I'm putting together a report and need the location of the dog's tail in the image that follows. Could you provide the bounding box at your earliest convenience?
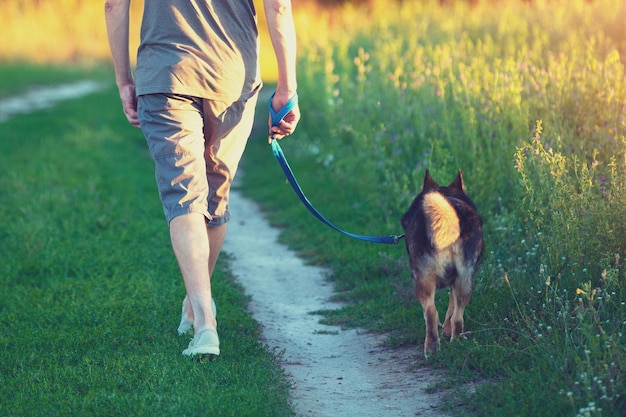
[423,192,460,250]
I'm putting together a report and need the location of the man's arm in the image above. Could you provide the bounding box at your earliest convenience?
[105,0,139,128]
[264,0,300,140]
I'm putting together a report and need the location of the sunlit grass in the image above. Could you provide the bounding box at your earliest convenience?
[0,0,138,65]
[0,0,280,80]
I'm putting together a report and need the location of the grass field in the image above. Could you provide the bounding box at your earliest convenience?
[2,0,626,416]
[241,0,626,416]
[0,68,293,417]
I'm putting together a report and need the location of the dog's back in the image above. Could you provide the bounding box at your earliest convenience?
[401,169,483,356]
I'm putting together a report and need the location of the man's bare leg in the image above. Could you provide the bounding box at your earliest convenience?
[171,213,226,333]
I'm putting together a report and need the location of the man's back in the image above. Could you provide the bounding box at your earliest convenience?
[136,0,262,101]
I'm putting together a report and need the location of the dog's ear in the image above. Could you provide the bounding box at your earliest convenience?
[449,169,466,192]
[422,169,438,190]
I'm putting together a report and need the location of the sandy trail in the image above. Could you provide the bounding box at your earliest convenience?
[223,186,448,417]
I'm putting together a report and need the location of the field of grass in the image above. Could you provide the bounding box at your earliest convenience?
[2,0,626,416]
[241,0,626,416]
[0,68,293,416]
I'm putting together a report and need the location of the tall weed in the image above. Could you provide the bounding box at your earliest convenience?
[285,0,626,415]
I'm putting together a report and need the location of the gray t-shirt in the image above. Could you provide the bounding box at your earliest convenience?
[135,0,261,102]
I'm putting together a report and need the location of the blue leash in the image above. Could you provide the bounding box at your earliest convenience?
[268,92,404,245]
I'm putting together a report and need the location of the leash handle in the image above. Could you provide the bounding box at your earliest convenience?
[267,91,404,245]
[268,92,298,128]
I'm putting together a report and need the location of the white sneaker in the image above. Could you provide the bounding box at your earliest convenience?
[177,298,217,336]
[182,328,220,358]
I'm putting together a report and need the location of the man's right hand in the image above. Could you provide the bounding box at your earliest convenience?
[118,82,139,128]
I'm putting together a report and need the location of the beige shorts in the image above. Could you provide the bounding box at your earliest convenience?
[138,92,258,225]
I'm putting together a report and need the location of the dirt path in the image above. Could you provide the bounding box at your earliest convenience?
[224,184,448,417]
[0,81,103,122]
[1,83,450,417]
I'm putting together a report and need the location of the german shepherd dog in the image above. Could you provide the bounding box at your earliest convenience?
[401,170,483,357]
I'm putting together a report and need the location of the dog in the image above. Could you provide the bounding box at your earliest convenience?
[401,169,483,357]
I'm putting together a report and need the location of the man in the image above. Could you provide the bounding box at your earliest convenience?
[105,0,300,358]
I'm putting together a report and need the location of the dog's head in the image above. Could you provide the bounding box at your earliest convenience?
[422,169,465,195]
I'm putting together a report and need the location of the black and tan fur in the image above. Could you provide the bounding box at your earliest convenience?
[401,170,483,357]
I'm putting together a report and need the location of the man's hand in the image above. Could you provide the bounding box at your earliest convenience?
[268,92,300,142]
[118,82,139,128]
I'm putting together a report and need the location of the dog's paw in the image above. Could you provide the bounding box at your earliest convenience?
[423,341,440,358]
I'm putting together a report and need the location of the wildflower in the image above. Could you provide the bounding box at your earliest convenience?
[576,288,586,295]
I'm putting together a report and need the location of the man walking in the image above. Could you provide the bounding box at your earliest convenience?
[105,0,300,358]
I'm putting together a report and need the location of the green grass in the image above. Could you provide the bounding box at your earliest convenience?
[240,1,626,416]
[0,71,293,417]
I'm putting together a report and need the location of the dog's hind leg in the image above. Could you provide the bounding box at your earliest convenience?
[415,276,439,357]
[444,284,472,342]
[442,290,455,341]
